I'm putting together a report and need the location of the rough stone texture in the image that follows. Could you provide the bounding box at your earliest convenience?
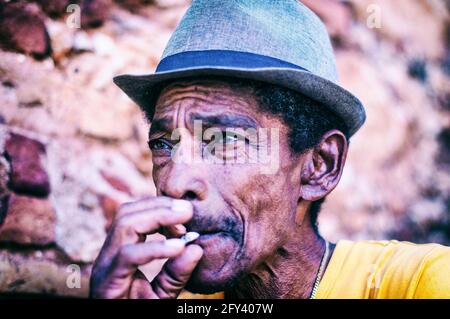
[315,1,450,244]
[81,0,112,29]
[0,128,9,225]
[47,20,77,63]
[45,140,152,262]
[350,0,448,60]
[115,0,153,12]
[0,193,56,245]
[4,132,50,197]
[0,249,90,297]
[35,0,72,18]
[0,195,9,226]
[0,2,51,59]
[0,0,448,297]
[0,155,10,197]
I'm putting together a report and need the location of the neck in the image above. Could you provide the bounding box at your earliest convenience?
[225,218,329,299]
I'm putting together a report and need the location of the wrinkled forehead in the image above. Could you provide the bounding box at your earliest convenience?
[154,78,258,117]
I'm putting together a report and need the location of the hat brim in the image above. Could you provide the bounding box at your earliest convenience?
[113,66,366,136]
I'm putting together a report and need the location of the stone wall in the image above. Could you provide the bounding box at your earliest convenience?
[0,0,448,297]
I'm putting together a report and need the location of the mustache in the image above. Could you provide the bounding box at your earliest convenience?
[185,213,243,242]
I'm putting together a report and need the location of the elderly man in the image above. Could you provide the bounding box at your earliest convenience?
[90,0,450,299]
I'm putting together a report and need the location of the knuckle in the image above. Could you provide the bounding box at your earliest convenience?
[117,245,133,260]
[110,217,138,241]
[118,202,129,210]
[116,202,133,217]
[114,215,133,231]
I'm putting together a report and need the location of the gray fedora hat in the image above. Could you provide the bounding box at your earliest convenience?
[114,0,366,136]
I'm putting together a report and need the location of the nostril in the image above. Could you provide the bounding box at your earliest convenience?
[160,190,198,200]
[161,190,169,197]
[182,191,197,201]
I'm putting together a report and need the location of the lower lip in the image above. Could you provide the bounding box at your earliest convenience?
[195,232,226,243]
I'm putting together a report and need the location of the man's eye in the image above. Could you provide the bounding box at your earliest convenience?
[219,132,245,144]
[223,133,239,144]
[148,139,172,151]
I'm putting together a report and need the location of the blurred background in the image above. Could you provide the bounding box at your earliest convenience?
[0,0,449,297]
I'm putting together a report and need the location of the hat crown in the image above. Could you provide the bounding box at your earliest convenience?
[162,0,338,83]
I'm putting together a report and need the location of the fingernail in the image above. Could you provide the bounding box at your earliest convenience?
[165,238,185,249]
[174,224,187,234]
[172,200,192,213]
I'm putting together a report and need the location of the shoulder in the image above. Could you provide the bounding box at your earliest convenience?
[358,240,450,298]
[413,244,450,298]
[329,240,450,298]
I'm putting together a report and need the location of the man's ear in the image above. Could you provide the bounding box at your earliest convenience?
[300,129,348,201]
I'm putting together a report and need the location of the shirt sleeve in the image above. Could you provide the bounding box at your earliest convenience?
[413,246,450,299]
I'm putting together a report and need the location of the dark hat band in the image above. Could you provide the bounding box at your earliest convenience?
[156,50,309,73]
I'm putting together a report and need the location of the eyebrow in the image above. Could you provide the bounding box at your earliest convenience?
[149,113,260,135]
[188,114,259,130]
[149,118,171,135]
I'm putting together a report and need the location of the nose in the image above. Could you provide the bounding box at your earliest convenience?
[160,164,209,201]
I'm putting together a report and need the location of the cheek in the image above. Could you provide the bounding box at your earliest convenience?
[151,161,170,194]
[227,166,298,262]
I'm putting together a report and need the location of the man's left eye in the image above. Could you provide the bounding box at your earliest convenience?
[218,131,247,144]
[148,138,172,151]
[223,133,239,144]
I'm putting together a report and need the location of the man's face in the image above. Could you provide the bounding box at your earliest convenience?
[149,79,304,293]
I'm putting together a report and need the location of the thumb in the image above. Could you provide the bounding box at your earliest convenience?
[151,244,203,298]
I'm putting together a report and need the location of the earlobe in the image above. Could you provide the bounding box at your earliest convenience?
[299,130,348,201]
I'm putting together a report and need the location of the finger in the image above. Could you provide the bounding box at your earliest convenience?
[161,224,187,239]
[117,196,174,217]
[129,270,157,299]
[90,239,186,299]
[116,239,186,270]
[151,244,203,299]
[117,198,191,243]
[112,202,193,245]
[96,201,193,271]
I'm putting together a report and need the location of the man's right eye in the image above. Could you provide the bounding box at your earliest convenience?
[148,138,172,151]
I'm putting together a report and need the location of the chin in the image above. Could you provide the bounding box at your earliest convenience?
[184,264,243,294]
[183,248,247,294]
[183,232,247,293]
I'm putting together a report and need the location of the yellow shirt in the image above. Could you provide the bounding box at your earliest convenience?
[180,240,450,299]
[316,240,450,299]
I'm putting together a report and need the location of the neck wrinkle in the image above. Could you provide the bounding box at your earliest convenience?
[225,219,326,299]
